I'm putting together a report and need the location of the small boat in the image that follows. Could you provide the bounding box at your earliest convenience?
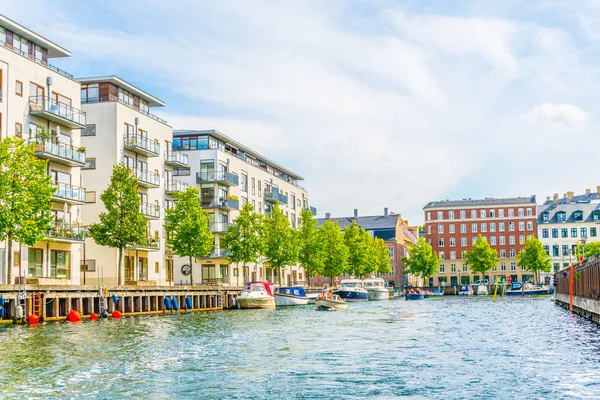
[304,290,321,304]
[237,282,276,309]
[315,294,348,311]
[275,286,309,306]
[363,278,390,301]
[476,285,488,295]
[334,279,368,302]
[505,282,550,296]
[405,291,425,300]
[458,285,473,295]
[429,288,444,296]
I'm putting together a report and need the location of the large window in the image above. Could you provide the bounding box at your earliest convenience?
[571,228,577,237]
[551,229,558,238]
[388,246,394,259]
[561,228,568,238]
[28,248,43,277]
[51,250,71,279]
[81,83,99,102]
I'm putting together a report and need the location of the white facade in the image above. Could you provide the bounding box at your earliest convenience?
[0,15,85,285]
[172,129,313,286]
[537,190,600,284]
[79,76,179,286]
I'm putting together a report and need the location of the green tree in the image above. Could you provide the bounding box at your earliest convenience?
[165,187,213,286]
[464,234,499,280]
[372,237,392,275]
[574,241,600,261]
[403,237,439,283]
[0,138,55,284]
[318,220,348,285]
[344,222,371,277]
[88,164,147,285]
[223,203,264,286]
[517,236,551,283]
[297,209,325,284]
[263,205,299,285]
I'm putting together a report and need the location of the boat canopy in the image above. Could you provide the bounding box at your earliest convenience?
[245,281,274,296]
[511,282,523,291]
[339,279,364,289]
[277,287,307,297]
[363,278,386,287]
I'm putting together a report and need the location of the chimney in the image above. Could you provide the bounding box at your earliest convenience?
[553,193,559,206]
[586,189,591,195]
[567,191,574,202]
[597,185,600,194]
[325,213,331,219]
[546,196,550,201]
[384,207,389,217]
[353,209,358,219]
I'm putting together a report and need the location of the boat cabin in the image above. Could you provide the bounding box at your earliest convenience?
[277,287,307,297]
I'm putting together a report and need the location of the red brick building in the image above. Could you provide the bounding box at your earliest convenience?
[423,196,537,286]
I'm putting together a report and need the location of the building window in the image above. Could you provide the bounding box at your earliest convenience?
[526,208,532,217]
[500,263,506,271]
[437,211,443,220]
[489,210,495,218]
[471,223,477,233]
[440,265,445,273]
[510,249,516,257]
[461,237,467,246]
[449,252,456,260]
[509,222,515,231]
[472,237,477,245]
[490,236,496,245]
[499,209,505,218]
[85,191,96,203]
[449,211,454,220]
[561,228,568,238]
[593,211,600,221]
[508,209,514,217]
[240,173,248,192]
[251,178,256,195]
[510,262,516,271]
[542,229,549,238]
[15,80,23,96]
[460,210,466,219]
[591,227,597,237]
[573,211,583,222]
[50,250,71,279]
[439,251,445,260]
[518,221,524,231]
[252,200,256,211]
[499,222,505,232]
[460,224,466,233]
[462,264,468,272]
[551,228,558,238]
[438,238,444,247]
[82,124,96,136]
[541,212,549,223]
[481,223,487,232]
[527,221,533,230]
[500,250,506,258]
[499,236,505,245]
[427,212,431,221]
[571,228,577,238]
[581,227,588,238]
[449,224,455,233]
[557,212,566,222]
[552,245,559,257]
[451,264,456,273]
[480,210,486,218]
[471,210,477,218]
[519,235,525,244]
[388,246,394,259]
[428,225,431,235]
[562,245,569,256]
[509,236,515,245]
[28,248,43,277]
[543,245,549,256]
[83,158,96,170]
[518,208,524,217]
[14,122,22,138]
[490,223,496,232]
[438,225,444,234]
[258,202,262,214]
[449,237,455,247]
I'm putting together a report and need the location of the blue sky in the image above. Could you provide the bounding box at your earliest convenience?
[4,0,600,223]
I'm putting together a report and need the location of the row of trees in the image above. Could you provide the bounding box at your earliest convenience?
[404,234,554,284]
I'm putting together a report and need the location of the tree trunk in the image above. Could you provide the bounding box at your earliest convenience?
[118,246,123,286]
[278,267,282,286]
[7,235,13,284]
[189,256,194,286]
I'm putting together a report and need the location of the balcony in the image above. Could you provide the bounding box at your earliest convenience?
[29,96,86,129]
[165,151,188,167]
[123,135,160,157]
[264,189,288,204]
[46,224,86,243]
[210,222,231,234]
[131,168,160,188]
[140,202,160,219]
[196,171,239,187]
[201,247,229,259]
[201,196,239,211]
[52,182,86,204]
[129,237,160,251]
[165,180,189,194]
[30,138,86,167]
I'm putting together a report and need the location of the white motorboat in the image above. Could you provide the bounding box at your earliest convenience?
[334,279,368,301]
[476,285,489,295]
[237,282,276,310]
[275,287,309,306]
[363,278,390,301]
[315,294,348,311]
[458,285,473,295]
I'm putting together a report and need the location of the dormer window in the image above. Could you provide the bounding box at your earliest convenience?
[556,211,566,222]
[593,210,600,221]
[573,211,583,222]
[541,212,549,223]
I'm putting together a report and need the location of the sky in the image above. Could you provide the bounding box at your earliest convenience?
[4,0,600,224]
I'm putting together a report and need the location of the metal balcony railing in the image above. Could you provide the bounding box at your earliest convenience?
[210,222,231,233]
[30,138,86,165]
[196,171,239,186]
[29,96,86,127]
[131,168,160,187]
[264,190,288,204]
[165,151,188,166]
[123,135,160,156]
[140,202,160,219]
[165,180,189,194]
[201,197,240,210]
[47,224,86,242]
[0,40,74,79]
[53,182,86,203]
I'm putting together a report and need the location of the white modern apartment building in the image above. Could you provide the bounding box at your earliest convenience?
[172,129,314,286]
[79,76,184,286]
[538,189,600,284]
[0,15,86,285]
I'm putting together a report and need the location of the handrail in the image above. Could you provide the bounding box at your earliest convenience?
[140,202,160,218]
[124,134,160,154]
[165,180,189,193]
[29,138,85,163]
[196,171,239,185]
[29,95,86,125]
[53,182,86,202]
[165,150,188,165]
[131,168,159,186]
[0,39,74,79]
[81,96,168,125]
[47,224,86,241]
[201,197,240,209]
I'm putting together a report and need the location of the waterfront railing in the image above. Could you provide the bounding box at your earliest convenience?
[554,256,600,300]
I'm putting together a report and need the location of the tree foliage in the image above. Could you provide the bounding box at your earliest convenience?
[574,241,600,261]
[464,235,499,278]
[403,237,439,280]
[88,163,147,285]
[318,220,348,283]
[263,204,299,285]
[0,137,55,284]
[223,203,264,285]
[297,209,326,282]
[517,236,551,283]
[344,222,372,277]
[165,187,213,285]
[372,237,392,275]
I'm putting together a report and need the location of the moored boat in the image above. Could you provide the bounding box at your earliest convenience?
[430,288,444,296]
[363,278,390,301]
[275,286,309,306]
[334,279,368,302]
[506,282,550,296]
[476,285,489,295]
[315,294,348,310]
[458,285,473,295]
[405,291,425,300]
[237,282,276,310]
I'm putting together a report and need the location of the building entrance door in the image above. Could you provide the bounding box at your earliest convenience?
[450,276,458,286]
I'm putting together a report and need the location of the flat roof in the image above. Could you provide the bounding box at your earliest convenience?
[76,75,166,107]
[0,14,70,58]
[173,129,304,181]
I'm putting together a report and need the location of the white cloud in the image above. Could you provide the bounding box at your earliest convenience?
[525,103,589,125]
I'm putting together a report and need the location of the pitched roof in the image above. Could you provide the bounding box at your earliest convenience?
[316,214,398,231]
[424,196,536,209]
[537,203,600,224]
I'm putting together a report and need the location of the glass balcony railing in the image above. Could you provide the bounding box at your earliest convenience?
[165,151,188,166]
[210,222,231,233]
[140,202,160,219]
[134,237,160,250]
[123,135,160,156]
[0,39,74,78]
[131,168,160,187]
[52,182,86,203]
[30,138,86,166]
[196,171,239,186]
[165,180,189,194]
[264,190,288,204]
[201,197,240,210]
[29,96,86,128]
[47,224,86,242]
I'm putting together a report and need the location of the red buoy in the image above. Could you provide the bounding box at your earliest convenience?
[67,310,81,322]
[90,313,98,321]
[112,310,122,319]
[28,314,39,325]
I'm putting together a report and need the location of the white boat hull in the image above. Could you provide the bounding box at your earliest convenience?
[367,288,389,301]
[315,299,348,310]
[275,294,309,306]
[237,296,276,310]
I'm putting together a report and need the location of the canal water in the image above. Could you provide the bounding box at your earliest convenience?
[1,297,599,399]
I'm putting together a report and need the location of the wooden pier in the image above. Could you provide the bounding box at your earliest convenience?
[0,284,243,323]
[554,255,600,324]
